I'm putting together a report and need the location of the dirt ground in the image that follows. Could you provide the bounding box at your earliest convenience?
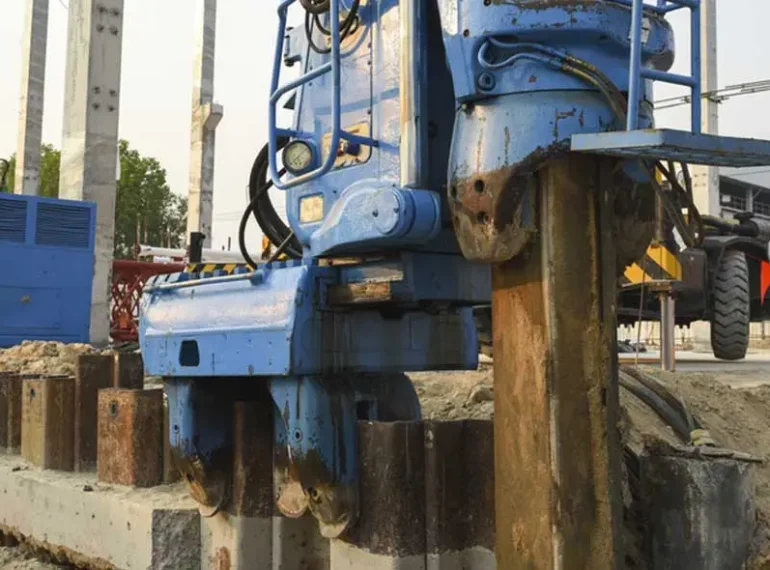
[0,547,67,569]
[0,341,97,377]
[410,363,770,570]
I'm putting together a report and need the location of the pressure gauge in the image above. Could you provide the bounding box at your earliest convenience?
[282,140,315,176]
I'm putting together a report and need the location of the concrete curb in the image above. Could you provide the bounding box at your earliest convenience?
[0,455,199,570]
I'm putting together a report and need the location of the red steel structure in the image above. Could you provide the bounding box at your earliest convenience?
[111,260,184,342]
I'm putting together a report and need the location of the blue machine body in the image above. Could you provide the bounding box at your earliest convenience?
[0,193,96,347]
[141,0,770,534]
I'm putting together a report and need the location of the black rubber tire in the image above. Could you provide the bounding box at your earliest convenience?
[711,249,750,361]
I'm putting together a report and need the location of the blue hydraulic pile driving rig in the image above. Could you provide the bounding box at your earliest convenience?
[140,0,770,564]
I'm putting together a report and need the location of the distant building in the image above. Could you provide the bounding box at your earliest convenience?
[720,166,770,220]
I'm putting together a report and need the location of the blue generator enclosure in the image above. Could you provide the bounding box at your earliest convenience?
[0,193,96,347]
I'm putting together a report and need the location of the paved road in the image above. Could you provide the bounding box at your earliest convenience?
[620,350,770,384]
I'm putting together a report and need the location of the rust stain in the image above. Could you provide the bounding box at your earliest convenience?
[450,140,569,263]
[503,127,511,166]
[552,108,577,139]
[214,546,231,570]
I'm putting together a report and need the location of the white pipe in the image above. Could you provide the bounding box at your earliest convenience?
[137,245,261,264]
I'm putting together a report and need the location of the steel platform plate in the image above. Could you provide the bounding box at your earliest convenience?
[571,129,770,167]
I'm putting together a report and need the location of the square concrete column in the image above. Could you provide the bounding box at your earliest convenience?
[59,0,124,345]
[14,0,50,196]
[186,0,223,248]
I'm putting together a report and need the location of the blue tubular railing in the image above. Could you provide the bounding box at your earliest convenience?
[616,0,702,133]
[269,0,377,191]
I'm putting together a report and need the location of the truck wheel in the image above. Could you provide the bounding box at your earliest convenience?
[711,249,750,361]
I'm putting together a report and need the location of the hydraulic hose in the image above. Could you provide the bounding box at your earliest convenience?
[238,140,303,267]
[300,0,330,14]
[619,371,691,442]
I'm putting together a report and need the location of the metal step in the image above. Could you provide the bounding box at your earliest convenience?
[571,129,770,167]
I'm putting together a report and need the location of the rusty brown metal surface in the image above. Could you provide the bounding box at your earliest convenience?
[97,388,163,488]
[21,377,75,471]
[0,373,22,452]
[341,421,426,557]
[327,281,393,306]
[230,397,274,518]
[74,355,113,472]
[425,420,495,555]
[493,155,623,569]
[450,145,546,263]
[112,353,144,389]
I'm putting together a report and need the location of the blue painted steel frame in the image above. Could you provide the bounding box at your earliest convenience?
[624,0,701,133]
[269,0,378,191]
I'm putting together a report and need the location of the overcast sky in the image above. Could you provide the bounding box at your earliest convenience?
[1,0,769,250]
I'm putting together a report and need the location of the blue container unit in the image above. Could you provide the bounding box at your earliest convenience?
[0,193,96,347]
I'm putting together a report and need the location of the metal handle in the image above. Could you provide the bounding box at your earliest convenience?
[145,271,264,293]
[268,0,377,191]
[269,0,342,190]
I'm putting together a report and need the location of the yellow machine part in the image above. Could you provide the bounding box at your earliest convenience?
[621,243,683,286]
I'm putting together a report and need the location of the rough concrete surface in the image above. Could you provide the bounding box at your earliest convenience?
[0,455,198,570]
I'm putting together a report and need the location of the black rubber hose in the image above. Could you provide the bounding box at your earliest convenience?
[619,372,691,442]
[300,0,330,14]
[239,140,303,266]
[622,367,701,432]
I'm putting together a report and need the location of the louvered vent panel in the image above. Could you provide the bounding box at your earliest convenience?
[35,203,91,249]
[0,198,28,243]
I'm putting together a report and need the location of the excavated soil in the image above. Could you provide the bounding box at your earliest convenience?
[0,341,98,377]
[0,546,68,569]
[409,364,770,569]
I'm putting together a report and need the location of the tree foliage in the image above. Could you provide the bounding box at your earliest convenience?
[2,141,187,259]
[4,144,61,198]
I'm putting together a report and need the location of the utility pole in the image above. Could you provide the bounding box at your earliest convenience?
[15,0,50,196]
[691,0,719,216]
[187,0,223,249]
[59,0,124,346]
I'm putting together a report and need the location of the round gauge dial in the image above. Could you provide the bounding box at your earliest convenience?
[282,141,315,175]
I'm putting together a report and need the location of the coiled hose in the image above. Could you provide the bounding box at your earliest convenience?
[238,140,303,267]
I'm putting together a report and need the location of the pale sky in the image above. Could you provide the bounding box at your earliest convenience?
[1,0,769,250]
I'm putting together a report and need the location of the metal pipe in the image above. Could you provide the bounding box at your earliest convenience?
[626,0,645,130]
[399,0,426,187]
[690,0,703,134]
[660,294,676,371]
[137,245,261,264]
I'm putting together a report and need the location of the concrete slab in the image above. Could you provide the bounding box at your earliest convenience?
[0,455,199,570]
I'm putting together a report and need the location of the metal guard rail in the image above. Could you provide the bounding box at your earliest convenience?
[607,0,703,133]
[269,0,377,191]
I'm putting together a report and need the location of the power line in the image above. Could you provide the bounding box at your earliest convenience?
[655,79,770,110]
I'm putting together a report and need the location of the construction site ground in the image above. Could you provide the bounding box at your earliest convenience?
[2,344,770,568]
